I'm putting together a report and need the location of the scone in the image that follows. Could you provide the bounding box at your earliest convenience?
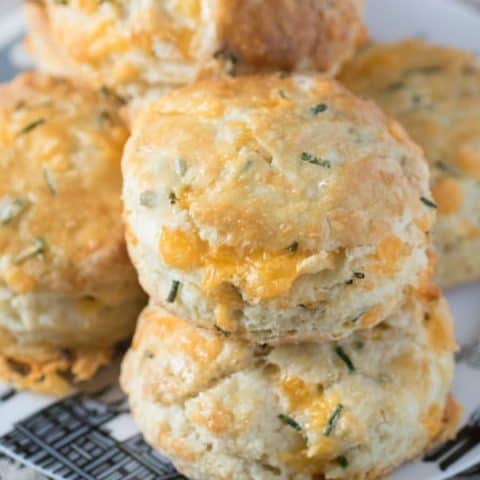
[122,74,435,343]
[25,0,367,100]
[0,73,146,394]
[121,291,459,480]
[339,39,480,288]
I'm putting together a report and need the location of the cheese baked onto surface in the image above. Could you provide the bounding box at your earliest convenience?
[123,74,435,343]
[25,0,366,100]
[121,291,458,480]
[0,73,146,394]
[339,39,480,288]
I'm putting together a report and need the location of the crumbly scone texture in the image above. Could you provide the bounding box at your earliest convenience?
[121,291,458,480]
[123,74,435,343]
[25,0,367,100]
[339,39,480,288]
[0,72,146,391]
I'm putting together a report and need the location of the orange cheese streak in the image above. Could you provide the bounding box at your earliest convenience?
[280,377,342,464]
[159,227,308,301]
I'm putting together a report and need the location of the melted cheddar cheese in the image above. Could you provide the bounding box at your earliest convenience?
[280,376,343,468]
[159,227,310,301]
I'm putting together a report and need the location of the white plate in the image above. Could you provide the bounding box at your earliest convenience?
[0,1,479,479]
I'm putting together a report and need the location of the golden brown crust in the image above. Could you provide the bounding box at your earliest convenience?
[121,292,456,480]
[0,72,133,297]
[215,0,367,74]
[339,39,480,287]
[0,327,113,395]
[26,0,366,99]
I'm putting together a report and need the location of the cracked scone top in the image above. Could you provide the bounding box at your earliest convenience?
[121,291,458,480]
[122,74,435,342]
[0,73,146,393]
[339,39,480,287]
[25,0,366,100]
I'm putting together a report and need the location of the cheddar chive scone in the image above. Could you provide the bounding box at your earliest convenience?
[121,292,459,480]
[0,73,146,394]
[339,39,480,287]
[25,0,366,100]
[123,74,436,343]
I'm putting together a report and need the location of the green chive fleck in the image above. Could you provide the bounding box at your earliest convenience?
[213,48,238,76]
[167,280,180,303]
[435,161,460,177]
[214,325,232,337]
[239,159,253,175]
[324,404,344,436]
[353,272,365,279]
[17,118,46,136]
[169,191,177,205]
[300,152,331,168]
[143,350,154,359]
[354,341,364,351]
[140,190,158,208]
[384,81,405,92]
[14,237,46,264]
[43,168,57,195]
[175,158,187,177]
[287,241,299,254]
[0,197,29,225]
[335,346,355,373]
[278,414,303,433]
[335,455,349,468]
[420,196,437,209]
[310,103,328,115]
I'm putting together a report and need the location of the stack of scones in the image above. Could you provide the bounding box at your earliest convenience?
[3,0,480,478]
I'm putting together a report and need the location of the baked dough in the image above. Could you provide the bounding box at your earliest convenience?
[0,73,146,393]
[121,291,458,480]
[25,0,367,100]
[123,74,435,342]
[339,39,480,287]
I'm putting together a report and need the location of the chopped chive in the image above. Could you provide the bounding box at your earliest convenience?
[435,161,460,177]
[0,197,29,225]
[335,346,355,373]
[239,159,253,175]
[175,158,187,177]
[278,414,303,433]
[287,241,298,254]
[310,103,328,115]
[143,350,154,359]
[300,152,331,168]
[407,65,443,75]
[420,196,437,209]
[354,341,364,350]
[169,191,177,205]
[324,404,344,436]
[213,48,238,76]
[412,94,422,104]
[278,90,287,99]
[14,237,46,264]
[43,168,57,195]
[139,190,158,208]
[353,272,365,279]
[384,81,405,92]
[17,118,45,136]
[14,100,26,110]
[167,280,180,303]
[214,325,231,337]
[100,86,125,104]
[335,455,349,468]
[99,110,111,122]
